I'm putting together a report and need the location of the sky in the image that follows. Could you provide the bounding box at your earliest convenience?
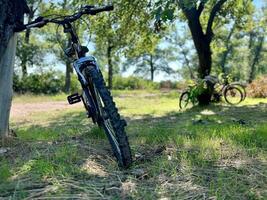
[29,0,266,82]
[254,0,265,8]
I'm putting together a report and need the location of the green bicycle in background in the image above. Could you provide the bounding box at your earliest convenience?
[179,74,247,109]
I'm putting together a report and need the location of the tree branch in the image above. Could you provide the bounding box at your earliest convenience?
[197,1,205,16]
[206,0,227,41]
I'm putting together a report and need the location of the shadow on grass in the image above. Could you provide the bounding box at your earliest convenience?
[0,102,266,199]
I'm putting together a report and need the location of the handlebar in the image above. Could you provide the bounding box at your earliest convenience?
[15,5,114,32]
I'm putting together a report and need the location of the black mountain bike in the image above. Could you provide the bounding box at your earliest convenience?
[16,5,132,168]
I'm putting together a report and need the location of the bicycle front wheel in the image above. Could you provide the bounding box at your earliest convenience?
[83,67,132,168]
[224,86,243,105]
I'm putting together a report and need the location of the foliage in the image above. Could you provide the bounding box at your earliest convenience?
[13,71,162,93]
[159,80,185,90]
[16,34,45,72]
[166,24,198,80]
[153,0,254,79]
[113,76,159,90]
[15,0,45,77]
[124,45,176,81]
[0,161,11,183]
[211,3,266,82]
[247,75,267,98]
[79,0,161,88]
[13,0,267,95]
[185,79,207,105]
[13,71,65,94]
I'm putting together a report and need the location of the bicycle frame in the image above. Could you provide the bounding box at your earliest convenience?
[63,22,101,123]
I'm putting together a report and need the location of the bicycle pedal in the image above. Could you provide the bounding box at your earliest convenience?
[67,93,81,105]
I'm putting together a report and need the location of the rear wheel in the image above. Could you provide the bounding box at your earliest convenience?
[224,86,243,105]
[179,91,194,109]
[229,83,246,101]
[83,67,132,168]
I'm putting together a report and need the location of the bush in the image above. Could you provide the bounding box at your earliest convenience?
[159,80,187,91]
[70,73,81,93]
[13,71,65,94]
[113,76,159,90]
[247,76,267,98]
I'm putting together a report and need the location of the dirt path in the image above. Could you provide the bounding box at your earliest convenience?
[11,101,82,118]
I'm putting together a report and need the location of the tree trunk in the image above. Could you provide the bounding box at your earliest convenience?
[0,35,17,137]
[248,35,265,83]
[180,0,227,105]
[0,0,28,137]
[196,39,212,79]
[21,5,34,78]
[65,60,73,93]
[64,37,73,93]
[107,44,113,89]
[183,8,212,105]
[221,23,236,73]
[184,11,212,79]
[150,54,154,81]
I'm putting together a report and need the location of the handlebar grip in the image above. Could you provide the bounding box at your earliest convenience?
[89,5,114,15]
[104,5,114,11]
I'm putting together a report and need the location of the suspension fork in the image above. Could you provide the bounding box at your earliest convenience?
[73,56,99,122]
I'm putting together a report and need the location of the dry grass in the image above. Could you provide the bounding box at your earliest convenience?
[0,91,266,199]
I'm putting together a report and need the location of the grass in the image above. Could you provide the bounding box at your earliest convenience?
[1,90,267,199]
[12,93,67,103]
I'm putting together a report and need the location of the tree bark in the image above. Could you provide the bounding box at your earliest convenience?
[182,7,212,79]
[149,54,154,81]
[21,4,35,78]
[179,0,228,78]
[65,60,73,93]
[0,0,28,137]
[64,37,73,93]
[248,35,265,83]
[0,35,17,137]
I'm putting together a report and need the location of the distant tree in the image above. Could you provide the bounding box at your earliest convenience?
[89,0,158,89]
[16,34,44,76]
[15,0,43,78]
[247,6,266,83]
[248,34,265,83]
[41,0,82,93]
[167,25,197,80]
[219,23,236,74]
[124,46,175,81]
[0,0,29,137]
[154,0,253,104]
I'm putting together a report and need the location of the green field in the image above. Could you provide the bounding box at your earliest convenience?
[1,90,267,199]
